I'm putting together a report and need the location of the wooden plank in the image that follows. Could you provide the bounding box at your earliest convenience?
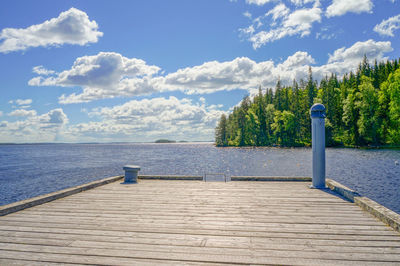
[1,226,399,244]
[0,175,123,216]
[0,220,396,237]
[1,224,399,241]
[1,179,400,265]
[3,212,383,226]
[15,208,378,218]
[1,234,399,255]
[1,211,387,224]
[1,242,400,264]
[1,230,399,249]
[0,258,77,266]
[0,250,221,266]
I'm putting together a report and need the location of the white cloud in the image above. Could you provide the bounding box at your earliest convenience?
[326,0,373,18]
[68,97,224,142]
[2,96,224,142]
[0,108,68,143]
[266,3,290,21]
[240,25,256,35]
[279,51,316,68]
[9,99,33,109]
[315,26,340,40]
[160,57,275,94]
[29,52,161,103]
[284,6,321,28]
[241,3,322,49]
[9,109,37,117]
[33,65,56,75]
[374,14,400,37]
[327,39,392,64]
[15,99,32,106]
[0,7,103,53]
[40,108,69,128]
[311,39,393,81]
[290,0,318,6]
[29,40,393,104]
[246,0,275,5]
[243,11,252,19]
[0,111,3,117]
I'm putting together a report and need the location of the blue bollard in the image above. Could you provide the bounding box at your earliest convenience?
[310,103,326,189]
[122,165,141,184]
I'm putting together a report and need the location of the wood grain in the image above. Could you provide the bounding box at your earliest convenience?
[1,180,399,265]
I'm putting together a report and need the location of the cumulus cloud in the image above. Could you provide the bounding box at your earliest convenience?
[0,108,68,143]
[9,99,32,106]
[160,57,275,94]
[246,0,275,5]
[266,3,290,21]
[40,108,69,128]
[327,39,392,64]
[290,0,318,6]
[241,2,322,49]
[29,40,393,104]
[68,97,224,142]
[9,109,37,117]
[33,65,56,75]
[0,7,103,53]
[29,52,161,103]
[9,99,33,109]
[326,0,373,17]
[374,14,400,37]
[311,39,393,81]
[283,5,321,30]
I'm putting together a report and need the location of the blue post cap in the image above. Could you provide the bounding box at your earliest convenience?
[310,103,326,119]
[123,165,141,171]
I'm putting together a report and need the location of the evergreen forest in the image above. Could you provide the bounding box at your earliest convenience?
[215,56,400,147]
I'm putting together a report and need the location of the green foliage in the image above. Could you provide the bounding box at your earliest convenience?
[356,76,380,144]
[215,56,400,147]
[386,69,400,143]
[215,114,228,146]
[272,110,296,146]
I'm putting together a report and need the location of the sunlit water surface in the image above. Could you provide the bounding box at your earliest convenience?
[0,143,399,213]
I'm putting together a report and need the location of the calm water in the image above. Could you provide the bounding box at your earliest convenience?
[0,143,399,213]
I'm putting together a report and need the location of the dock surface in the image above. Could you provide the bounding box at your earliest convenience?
[0,180,400,265]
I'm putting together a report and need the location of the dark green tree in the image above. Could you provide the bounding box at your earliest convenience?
[215,114,228,146]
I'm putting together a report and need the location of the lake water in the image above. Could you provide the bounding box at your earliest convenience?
[0,143,399,213]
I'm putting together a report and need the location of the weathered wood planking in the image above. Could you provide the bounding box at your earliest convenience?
[0,180,400,265]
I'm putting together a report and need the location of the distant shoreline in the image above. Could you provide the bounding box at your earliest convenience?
[1,142,399,150]
[0,141,214,145]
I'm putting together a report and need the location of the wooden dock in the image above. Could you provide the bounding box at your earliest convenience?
[1,179,400,265]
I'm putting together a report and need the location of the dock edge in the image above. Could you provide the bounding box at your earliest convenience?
[0,175,123,216]
[231,176,311,182]
[138,175,202,180]
[326,178,400,233]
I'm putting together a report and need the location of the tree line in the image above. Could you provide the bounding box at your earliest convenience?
[215,56,400,147]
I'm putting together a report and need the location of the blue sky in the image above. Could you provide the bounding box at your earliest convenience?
[0,0,399,143]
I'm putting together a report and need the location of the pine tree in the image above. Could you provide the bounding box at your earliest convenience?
[306,66,316,108]
[356,76,380,145]
[386,69,400,144]
[215,114,228,146]
[215,56,400,147]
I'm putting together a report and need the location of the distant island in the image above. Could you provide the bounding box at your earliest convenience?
[155,139,176,143]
